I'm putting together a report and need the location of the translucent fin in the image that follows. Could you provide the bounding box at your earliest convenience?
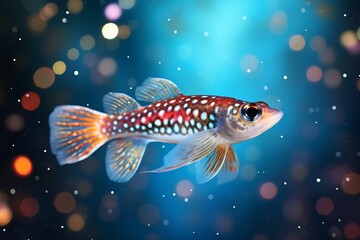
[49,105,108,165]
[106,138,148,183]
[103,92,140,114]
[217,146,239,185]
[135,77,182,103]
[195,145,228,184]
[144,129,220,173]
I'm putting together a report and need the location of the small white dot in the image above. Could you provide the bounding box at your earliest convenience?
[62,18,67,23]
[283,75,288,80]
[316,178,321,183]
[174,30,178,34]
[332,105,336,110]
[203,31,209,37]
[111,190,114,194]
[74,190,78,195]
[10,189,16,194]
[242,16,247,20]
[177,67,181,71]
[208,194,214,200]
[74,70,79,76]
[343,73,347,78]
[343,13,347,17]
[66,11,69,14]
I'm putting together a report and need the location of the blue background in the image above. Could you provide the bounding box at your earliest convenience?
[1,0,360,239]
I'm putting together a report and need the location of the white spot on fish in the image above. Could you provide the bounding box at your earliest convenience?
[156,103,161,107]
[235,103,240,107]
[155,119,161,126]
[186,108,191,115]
[143,109,148,113]
[112,126,117,130]
[163,119,169,125]
[141,125,146,130]
[203,125,208,130]
[141,117,146,123]
[190,119,195,126]
[194,128,199,133]
[183,103,188,108]
[137,113,141,117]
[201,96,208,98]
[102,128,106,133]
[196,122,202,129]
[211,96,216,99]
[174,123,180,133]
[184,121,189,127]
[174,105,180,111]
[117,115,123,120]
[170,118,175,125]
[185,98,191,102]
[118,129,122,133]
[178,116,183,124]
[148,130,153,134]
[170,99,176,104]
[188,128,193,134]
[192,99,198,104]
[214,107,219,114]
[131,118,136,123]
[148,122,153,128]
[209,114,215,121]
[193,109,199,117]
[209,122,214,128]
[135,124,140,129]
[166,127,172,134]
[164,102,168,107]
[201,112,207,121]
[201,100,208,104]
[181,127,187,135]
[147,112,152,117]
[232,109,238,114]
[160,127,165,134]
[210,102,215,107]
[113,121,118,125]
[123,123,128,128]
[130,127,134,132]
[131,112,135,116]
[110,115,114,119]
[167,106,173,112]
[159,110,165,116]
[154,128,159,133]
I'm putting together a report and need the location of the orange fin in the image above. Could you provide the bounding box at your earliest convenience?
[195,144,229,184]
[217,146,239,184]
[49,105,108,165]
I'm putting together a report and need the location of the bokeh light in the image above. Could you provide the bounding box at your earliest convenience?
[21,92,40,111]
[310,36,326,52]
[344,222,360,240]
[239,164,257,180]
[283,199,303,221]
[269,11,287,34]
[54,192,76,213]
[118,0,136,10]
[175,180,194,198]
[306,66,323,82]
[33,67,55,88]
[323,68,341,88]
[104,3,122,21]
[27,14,47,33]
[67,48,80,60]
[240,54,259,73]
[39,3,58,21]
[98,57,117,77]
[13,155,33,177]
[5,114,25,132]
[138,204,160,225]
[0,202,12,226]
[118,25,131,39]
[102,23,119,40]
[289,34,305,51]
[80,35,95,50]
[315,197,334,215]
[340,30,359,53]
[67,0,83,14]
[67,213,85,232]
[52,61,66,75]
[20,197,40,217]
[319,47,336,65]
[259,182,277,200]
[341,172,360,195]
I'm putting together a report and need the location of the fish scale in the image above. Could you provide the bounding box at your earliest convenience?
[100,96,242,142]
[49,77,282,184]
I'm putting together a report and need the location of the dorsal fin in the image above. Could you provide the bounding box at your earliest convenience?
[135,77,182,103]
[103,93,140,114]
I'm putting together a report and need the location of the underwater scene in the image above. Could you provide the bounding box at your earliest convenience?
[1,0,360,239]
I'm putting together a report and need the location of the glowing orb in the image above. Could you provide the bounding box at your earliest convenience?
[104,3,122,21]
[0,202,12,226]
[119,0,136,10]
[13,155,33,177]
[54,192,76,213]
[20,198,40,217]
[52,61,66,75]
[259,182,277,200]
[21,92,40,111]
[102,23,119,40]
[67,213,85,231]
[33,67,55,88]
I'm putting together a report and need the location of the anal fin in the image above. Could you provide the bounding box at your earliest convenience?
[106,138,148,183]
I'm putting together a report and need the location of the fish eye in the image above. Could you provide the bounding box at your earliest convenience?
[241,103,262,122]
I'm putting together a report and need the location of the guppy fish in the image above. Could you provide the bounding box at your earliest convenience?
[49,78,283,184]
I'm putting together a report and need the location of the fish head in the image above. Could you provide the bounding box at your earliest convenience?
[221,101,283,142]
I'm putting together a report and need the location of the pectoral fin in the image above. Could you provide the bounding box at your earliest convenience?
[195,145,229,184]
[217,146,239,184]
[143,129,220,173]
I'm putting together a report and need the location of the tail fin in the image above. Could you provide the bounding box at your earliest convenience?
[49,105,108,165]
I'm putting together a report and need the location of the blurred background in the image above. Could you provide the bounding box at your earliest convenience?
[1,0,360,239]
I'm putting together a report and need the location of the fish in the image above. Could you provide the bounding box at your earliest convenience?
[49,78,283,184]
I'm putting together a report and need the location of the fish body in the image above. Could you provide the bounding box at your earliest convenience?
[49,78,283,184]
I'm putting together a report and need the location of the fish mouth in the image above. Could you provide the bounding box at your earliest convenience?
[261,109,283,131]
